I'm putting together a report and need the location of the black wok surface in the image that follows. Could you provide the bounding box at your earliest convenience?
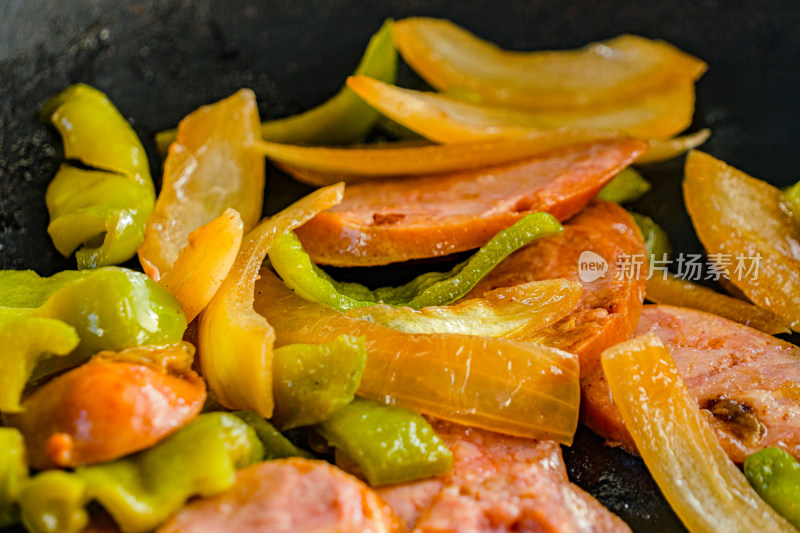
[2,1,800,531]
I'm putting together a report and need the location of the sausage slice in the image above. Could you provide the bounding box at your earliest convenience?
[158,458,402,533]
[378,420,631,533]
[583,304,800,463]
[466,199,647,378]
[296,139,646,266]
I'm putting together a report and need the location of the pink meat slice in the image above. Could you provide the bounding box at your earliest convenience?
[583,304,800,463]
[378,419,631,533]
[157,458,402,533]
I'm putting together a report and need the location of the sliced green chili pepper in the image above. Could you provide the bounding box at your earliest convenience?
[744,447,800,529]
[316,398,452,487]
[0,268,185,404]
[155,19,396,153]
[782,181,800,223]
[0,270,86,309]
[597,167,652,204]
[41,84,151,185]
[19,471,88,533]
[269,211,562,311]
[31,267,187,379]
[46,166,154,269]
[0,428,27,528]
[631,212,671,260]
[232,411,314,459]
[271,335,366,430]
[18,413,263,533]
[42,83,155,269]
[0,310,79,412]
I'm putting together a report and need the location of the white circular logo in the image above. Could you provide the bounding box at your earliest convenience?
[578,251,608,283]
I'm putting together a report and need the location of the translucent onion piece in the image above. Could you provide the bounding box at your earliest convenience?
[157,209,243,322]
[197,184,344,417]
[256,134,620,184]
[348,74,698,142]
[393,18,706,110]
[138,89,264,280]
[601,334,795,533]
[637,129,710,164]
[254,265,580,444]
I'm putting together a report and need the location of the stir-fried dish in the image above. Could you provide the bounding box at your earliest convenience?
[4,16,800,533]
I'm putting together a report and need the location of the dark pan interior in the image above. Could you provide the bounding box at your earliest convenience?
[2,1,800,531]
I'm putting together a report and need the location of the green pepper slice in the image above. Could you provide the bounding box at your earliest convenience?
[783,181,800,224]
[155,19,397,153]
[42,84,155,269]
[19,471,88,533]
[597,167,652,204]
[232,411,314,459]
[31,267,187,379]
[316,399,452,486]
[0,268,185,406]
[0,310,79,412]
[0,270,86,309]
[269,211,562,311]
[46,166,153,269]
[41,84,152,186]
[631,212,671,260]
[18,413,263,533]
[744,447,800,528]
[271,335,366,430]
[0,428,27,528]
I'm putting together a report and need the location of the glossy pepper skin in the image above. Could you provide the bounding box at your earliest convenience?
[0,428,27,528]
[0,310,79,412]
[345,279,582,339]
[271,335,367,430]
[18,413,263,533]
[31,267,187,379]
[597,168,652,204]
[631,212,671,261]
[783,181,800,223]
[0,270,85,308]
[0,268,186,408]
[269,212,563,311]
[316,398,452,487]
[0,270,85,413]
[42,84,155,269]
[744,447,800,528]
[232,411,314,460]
